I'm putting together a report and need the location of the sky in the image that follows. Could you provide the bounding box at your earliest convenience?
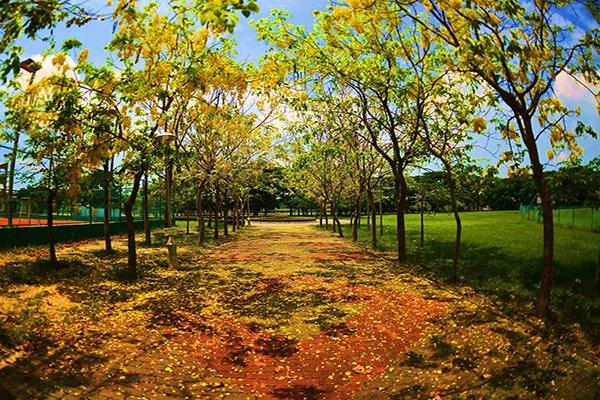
[13,0,328,66]
[3,0,600,178]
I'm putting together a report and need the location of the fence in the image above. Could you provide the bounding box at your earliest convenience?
[519,205,600,232]
[0,219,164,250]
[0,187,165,227]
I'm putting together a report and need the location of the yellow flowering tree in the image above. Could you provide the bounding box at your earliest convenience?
[107,0,259,277]
[394,0,600,315]
[5,48,95,265]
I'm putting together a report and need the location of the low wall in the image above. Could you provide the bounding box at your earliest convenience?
[0,220,163,250]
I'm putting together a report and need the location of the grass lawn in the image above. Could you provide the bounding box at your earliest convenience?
[522,207,600,232]
[342,210,600,324]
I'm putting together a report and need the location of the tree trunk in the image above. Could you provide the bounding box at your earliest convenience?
[534,166,554,316]
[336,214,344,238]
[223,190,229,237]
[125,170,144,279]
[232,199,238,232]
[522,117,554,317]
[443,159,461,281]
[196,185,205,245]
[352,196,360,242]
[246,197,251,227]
[47,188,58,265]
[239,198,244,227]
[207,194,213,229]
[379,197,383,236]
[395,172,408,262]
[164,162,173,228]
[319,205,323,227]
[332,203,343,238]
[103,159,112,252]
[240,202,250,226]
[330,204,337,233]
[213,192,220,241]
[143,172,151,245]
[367,186,377,249]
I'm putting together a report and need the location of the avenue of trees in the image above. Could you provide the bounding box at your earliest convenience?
[2,0,270,273]
[190,159,599,217]
[0,0,599,317]
[251,0,600,315]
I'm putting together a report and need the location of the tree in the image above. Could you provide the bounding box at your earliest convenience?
[79,64,124,252]
[419,70,483,280]
[0,59,40,227]
[182,56,273,243]
[0,0,94,80]
[254,6,429,260]
[6,51,93,265]
[0,0,259,79]
[107,0,259,276]
[408,174,446,247]
[550,159,600,207]
[394,0,600,315]
[335,98,387,247]
[288,104,350,237]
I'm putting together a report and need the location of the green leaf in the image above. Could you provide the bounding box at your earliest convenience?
[62,38,82,51]
[575,121,597,139]
[11,56,21,75]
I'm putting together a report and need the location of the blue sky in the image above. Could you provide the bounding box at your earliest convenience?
[14,0,329,66]
[5,0,600,174]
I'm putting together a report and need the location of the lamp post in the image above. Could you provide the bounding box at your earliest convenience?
[5,58,41,227]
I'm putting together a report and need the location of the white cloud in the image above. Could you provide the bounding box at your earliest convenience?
[553,71,596,102]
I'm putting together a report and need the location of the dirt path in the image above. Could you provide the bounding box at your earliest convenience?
[0,222,598,399]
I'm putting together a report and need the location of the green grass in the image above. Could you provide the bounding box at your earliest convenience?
[522,207,600,232]
[342,211,600,324]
